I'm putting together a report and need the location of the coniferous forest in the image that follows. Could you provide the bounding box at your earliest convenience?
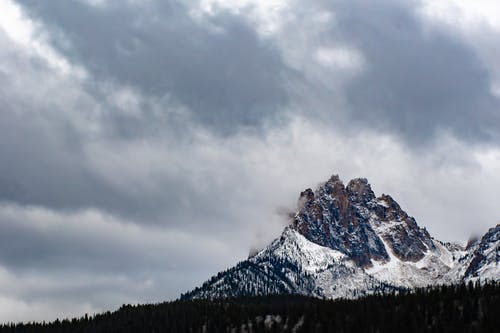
[1,282,499,333]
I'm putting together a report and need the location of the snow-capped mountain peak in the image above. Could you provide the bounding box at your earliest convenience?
[183,175,500,300]
[463,224,499,281]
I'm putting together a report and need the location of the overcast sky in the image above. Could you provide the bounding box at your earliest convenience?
[1,0,500,323]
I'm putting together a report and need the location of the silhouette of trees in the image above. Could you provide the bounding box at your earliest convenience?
[1,281,498,332]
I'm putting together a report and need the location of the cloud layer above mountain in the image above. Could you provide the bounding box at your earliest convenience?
[1,0,499,322]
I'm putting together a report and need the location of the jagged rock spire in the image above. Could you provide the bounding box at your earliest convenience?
[292,174,435,266]
[293,175,388,267]
[347,178,376,203]
[464,224,500,279]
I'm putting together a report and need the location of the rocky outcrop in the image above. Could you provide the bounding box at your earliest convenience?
[292,175,434,266]
[463,224,499,280]
[370,194,436,262]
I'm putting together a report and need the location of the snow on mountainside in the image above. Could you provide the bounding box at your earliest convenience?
[182,175,500,300]
[182,227,397,300]
[463,224,500,281]
[293,176,460,288]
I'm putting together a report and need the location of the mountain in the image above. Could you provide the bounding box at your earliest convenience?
[460,224,500,281]
[182,175,499,300]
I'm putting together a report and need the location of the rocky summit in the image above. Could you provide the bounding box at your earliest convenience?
[182,175,500,300]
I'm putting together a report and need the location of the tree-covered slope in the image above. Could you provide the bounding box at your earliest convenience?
[2,282,499,333]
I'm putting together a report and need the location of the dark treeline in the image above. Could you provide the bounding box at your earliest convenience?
[1,281,499,333]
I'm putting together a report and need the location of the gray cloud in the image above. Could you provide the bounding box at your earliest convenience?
[0,203,237,322]
[253,0,500,144]
[0,30,243,222]
[13,0,500,144]
[335,0,499,143]
[16,0,289,134]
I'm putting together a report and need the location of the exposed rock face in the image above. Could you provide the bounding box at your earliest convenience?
[463,224,500,280]
[183,174,499,301]
[370,194,436,262]
[346,178,375,203]
[292,175,434,267]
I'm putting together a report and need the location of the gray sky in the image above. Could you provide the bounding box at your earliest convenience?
[1,0,500,322]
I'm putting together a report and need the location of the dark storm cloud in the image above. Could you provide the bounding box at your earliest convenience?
[331,0,500,143]
[13,0,500,143]
[0,204,229,274]
[0,105,240,224]
[3,0,498,238]
[0,29,243,224]
[276,0,500,144]
[0,108,116,211]
[15,0,289,134]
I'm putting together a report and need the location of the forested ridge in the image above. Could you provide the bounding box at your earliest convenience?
[1,281,499,333]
